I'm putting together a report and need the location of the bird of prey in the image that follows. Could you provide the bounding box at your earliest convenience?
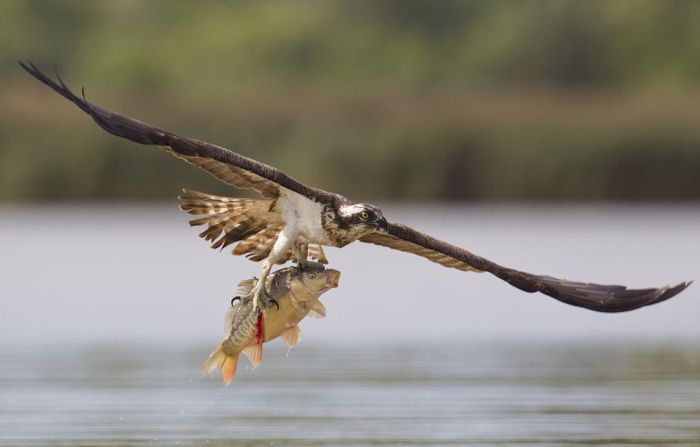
[20,62,691,313]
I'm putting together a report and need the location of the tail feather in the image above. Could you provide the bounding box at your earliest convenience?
[203,341,240,385]
[179,188,279,255]
[179,188,329,264]
[233,224,285,258]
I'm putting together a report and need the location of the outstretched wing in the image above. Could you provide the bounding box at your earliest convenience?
[19,62,340,204]
[361,222,691,313]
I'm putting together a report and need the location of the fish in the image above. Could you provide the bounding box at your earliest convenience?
[203,262,340,384]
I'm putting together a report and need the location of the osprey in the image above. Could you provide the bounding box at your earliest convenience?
[21,62,691,312]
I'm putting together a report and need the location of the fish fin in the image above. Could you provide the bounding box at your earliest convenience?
[241,343,263,368]
[280,325,302,348]
[236,278,257,296]
[202,341,240,385]
[307,301,326,319]
[221,354,239,385]
[223,305,237,334]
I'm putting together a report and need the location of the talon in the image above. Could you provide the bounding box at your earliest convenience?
[298,260,323,271]
[252,280,275,310]
[269,298,280,311]
[230,296,241,307]
[251,287,264,311]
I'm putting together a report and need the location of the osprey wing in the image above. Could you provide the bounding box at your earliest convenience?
[360,222,691,313]
[20,62,338,203]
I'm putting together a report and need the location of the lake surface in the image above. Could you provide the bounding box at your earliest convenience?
[1,341,699,446]
[1,204,699,446]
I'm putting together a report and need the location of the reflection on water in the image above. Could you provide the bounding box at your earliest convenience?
[1,341,699,446]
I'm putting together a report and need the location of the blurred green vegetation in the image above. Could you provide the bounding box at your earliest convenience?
[1,0,700,201]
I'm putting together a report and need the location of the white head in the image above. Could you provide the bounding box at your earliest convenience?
[337,203,388,238]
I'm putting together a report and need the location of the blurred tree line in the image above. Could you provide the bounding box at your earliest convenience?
[1,0,699,201]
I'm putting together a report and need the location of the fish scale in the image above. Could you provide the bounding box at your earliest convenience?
[203,263,340,384]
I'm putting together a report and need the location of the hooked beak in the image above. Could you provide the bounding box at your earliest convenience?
[375,216,388,232]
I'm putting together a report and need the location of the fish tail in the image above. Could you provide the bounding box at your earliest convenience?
[202,341,240,385]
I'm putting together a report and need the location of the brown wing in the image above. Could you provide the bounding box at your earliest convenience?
[361,222,692,313]
[20,62,340,203]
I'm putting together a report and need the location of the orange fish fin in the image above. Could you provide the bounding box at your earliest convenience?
[280,325,302,348]
[221,354,239,385]
[202,341,240,385]
[236,278,257,296]
[241,343,263,368]
[307,301,326,319]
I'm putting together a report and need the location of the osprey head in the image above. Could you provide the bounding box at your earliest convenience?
[338,203,388,236]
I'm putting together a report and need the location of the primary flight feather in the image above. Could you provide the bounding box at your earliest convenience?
[20,61,691,313]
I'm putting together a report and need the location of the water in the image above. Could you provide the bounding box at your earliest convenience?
[1,205,699,445]
[1,341,699,446]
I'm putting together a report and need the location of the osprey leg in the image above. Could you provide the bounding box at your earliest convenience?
[251,227,295,309]
[293,240,315,270]
[292,242,324,272]
[251,258,274,310]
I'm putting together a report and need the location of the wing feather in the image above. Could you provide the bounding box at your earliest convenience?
[361,222,692,313]
[22,62,690,312]
[20,62,340,203]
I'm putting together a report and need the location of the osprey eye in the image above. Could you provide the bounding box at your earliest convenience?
[360,211,370,221]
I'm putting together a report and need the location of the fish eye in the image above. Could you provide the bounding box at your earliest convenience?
[308,273,316,279]
[360,211,370,221]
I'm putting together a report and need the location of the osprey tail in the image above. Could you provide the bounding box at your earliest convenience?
[179,188,278,256]
[178,189,327,263]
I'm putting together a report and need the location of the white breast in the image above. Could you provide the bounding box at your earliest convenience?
[276,189,329,244]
